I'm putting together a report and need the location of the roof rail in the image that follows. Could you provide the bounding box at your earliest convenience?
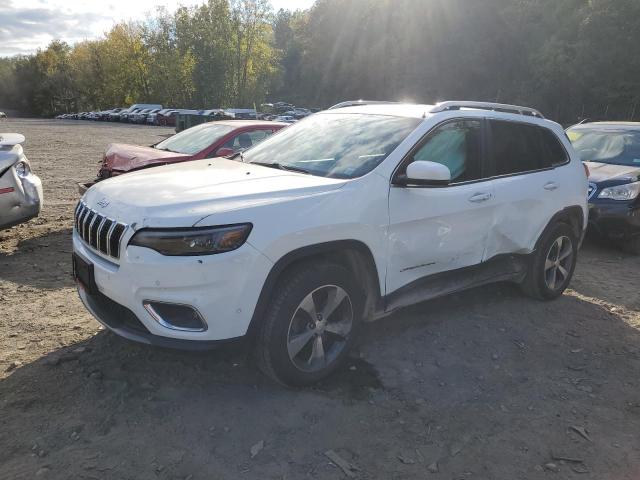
[328,100,401,110]
[430,101,544,119]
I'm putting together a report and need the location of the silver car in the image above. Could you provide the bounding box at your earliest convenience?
[0,133,43,229]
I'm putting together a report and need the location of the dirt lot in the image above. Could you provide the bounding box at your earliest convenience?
[1,118,639,480]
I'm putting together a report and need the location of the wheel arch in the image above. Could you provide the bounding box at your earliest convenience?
[247,240,382,338]
[535,205,585,251]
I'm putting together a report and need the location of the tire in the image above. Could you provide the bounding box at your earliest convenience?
[255,262,364,386]
[520,222,578,300]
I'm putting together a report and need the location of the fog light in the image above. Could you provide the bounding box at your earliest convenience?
[143,301,207,332]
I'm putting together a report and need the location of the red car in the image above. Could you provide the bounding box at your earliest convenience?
[80,120,287,193]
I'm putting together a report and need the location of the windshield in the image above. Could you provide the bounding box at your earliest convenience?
[155,123,235,155]
[568,127,640,166]
[243,113,421,178]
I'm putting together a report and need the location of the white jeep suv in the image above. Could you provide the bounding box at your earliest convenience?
[73,101,588,386]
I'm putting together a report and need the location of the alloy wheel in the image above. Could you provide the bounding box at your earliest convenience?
[544,235,573,290]
[286,285,353,372]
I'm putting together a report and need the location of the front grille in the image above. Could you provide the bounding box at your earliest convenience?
[74,201,127,259]
[588,182,597,200]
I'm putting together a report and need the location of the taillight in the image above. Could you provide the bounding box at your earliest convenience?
[582,162,590,178]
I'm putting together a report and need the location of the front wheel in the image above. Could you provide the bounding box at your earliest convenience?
[521,222,578,300]
[255,262,363,386]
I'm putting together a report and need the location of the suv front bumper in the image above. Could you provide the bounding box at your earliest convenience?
[78,286,239,349]
[73,230,273,345]
[588,201,640,241]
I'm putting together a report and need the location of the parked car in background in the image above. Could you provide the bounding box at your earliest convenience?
[175,110,235,132]
[158,110,182,126]
[130,109,153,124]
[73,101,587,385]
[100,108,123,121]
[119,109,140,123]
[292,108,312,119]
[224,108,257,119]
[147,109,176,125]
[78,120,287,193]
[0,133,43,229]
[274,115,296,123]
[120,104,163,123]
[109,109,128,122]
[567,121,640,253]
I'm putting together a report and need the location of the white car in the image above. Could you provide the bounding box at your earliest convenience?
[73,101,588,385]
[1,133,43,229]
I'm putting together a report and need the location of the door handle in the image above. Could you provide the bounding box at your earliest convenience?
[468,192,492,203]
[544,182,559,191]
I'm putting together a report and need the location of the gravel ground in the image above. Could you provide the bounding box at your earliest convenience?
[1,119,639,480]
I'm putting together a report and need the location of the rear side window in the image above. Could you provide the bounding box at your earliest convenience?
[490,120,562,175]
[540,127,569,166]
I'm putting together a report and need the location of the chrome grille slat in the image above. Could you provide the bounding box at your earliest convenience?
[77,205,88,232]
[95,216,107,252]
[105,220,117,257]
[74,201,127,260]
[74,204,82,231]
[87,214,98,245]
[83,211,94,240]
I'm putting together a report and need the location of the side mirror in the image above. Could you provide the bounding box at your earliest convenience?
[401,161,451,186]
[215,147,235,157]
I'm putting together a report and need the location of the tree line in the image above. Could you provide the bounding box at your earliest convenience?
[1,0,639,124]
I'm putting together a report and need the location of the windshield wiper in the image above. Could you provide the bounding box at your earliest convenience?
[228,152,244,160]
[251,161,310,174]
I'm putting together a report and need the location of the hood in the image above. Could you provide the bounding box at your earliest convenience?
[585,161,640,184]
[83,158,346,227]
[0,134,26,171]
[104,143,190,173]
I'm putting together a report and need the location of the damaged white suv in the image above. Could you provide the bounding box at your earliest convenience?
[74,102,588,385]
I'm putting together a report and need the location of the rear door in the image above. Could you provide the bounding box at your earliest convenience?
[387,118,495,294]
[484,119,570,259]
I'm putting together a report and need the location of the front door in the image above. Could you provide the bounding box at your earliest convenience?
[387,118,494,295]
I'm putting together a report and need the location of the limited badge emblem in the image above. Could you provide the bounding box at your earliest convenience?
[97,197,110,208]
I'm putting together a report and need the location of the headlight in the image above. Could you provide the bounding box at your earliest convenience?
[15,161,30,177]
[129,223,252,256]
[597,181,640,201]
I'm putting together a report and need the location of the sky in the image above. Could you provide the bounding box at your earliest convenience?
[0,0,314,57]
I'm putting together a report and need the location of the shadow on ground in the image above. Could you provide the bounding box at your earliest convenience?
[571,239,640,311]
[1,282,639,480]
[0,228,74,288]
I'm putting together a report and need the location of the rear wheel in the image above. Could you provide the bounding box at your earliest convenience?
[255,262,363,386]
[521,223,578,300]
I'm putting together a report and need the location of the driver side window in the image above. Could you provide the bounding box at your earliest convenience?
[408,119,482,183]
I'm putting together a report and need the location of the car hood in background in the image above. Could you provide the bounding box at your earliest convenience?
[104,143,191,173]
[83,158,346,227]
[586,161,640,184]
